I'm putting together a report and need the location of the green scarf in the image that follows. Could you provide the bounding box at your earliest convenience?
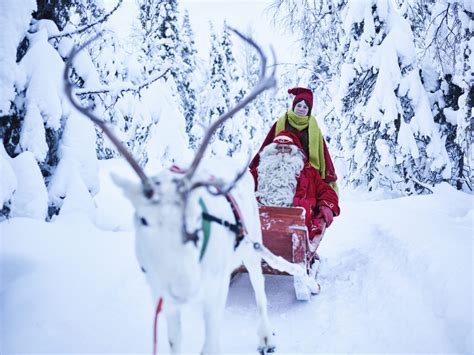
[276,110,326,179]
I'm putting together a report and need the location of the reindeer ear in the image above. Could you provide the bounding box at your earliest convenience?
[110,173,141,198]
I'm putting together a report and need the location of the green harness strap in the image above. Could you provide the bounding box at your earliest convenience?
[198,198,211,262]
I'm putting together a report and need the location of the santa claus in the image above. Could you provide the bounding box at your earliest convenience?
[255,133,305,207]
[250,131,340,239]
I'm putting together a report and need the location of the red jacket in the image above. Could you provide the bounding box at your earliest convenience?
[291,162,340,238]
[250,153,340,240]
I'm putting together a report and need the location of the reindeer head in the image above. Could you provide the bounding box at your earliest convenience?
[111,171,205,303]
[64,29,276,304]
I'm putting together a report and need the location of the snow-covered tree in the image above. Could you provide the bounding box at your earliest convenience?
[34,0,73,30]
[201,25,231,152]
[335,0,450,194]
[78,26,158,166]
[241,36,279,142]
[242,43,266,141]
[216,23,249,155]
[400,0,472,191]
[421,1,472,190]
[270,0,347,113]
[134,0,180,80]
[70,0,105,26]
[178,10,198,149]
[200,23,264,157]
[0,0,103,220]
[397,0,436,52]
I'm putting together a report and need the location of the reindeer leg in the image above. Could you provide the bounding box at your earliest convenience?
[201,275,229,355]
[244,254,276,354]
[166,309,182,355]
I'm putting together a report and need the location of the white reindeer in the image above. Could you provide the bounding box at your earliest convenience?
[64,30,319,355]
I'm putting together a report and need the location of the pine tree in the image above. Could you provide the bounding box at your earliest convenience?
[217,23,246,155]
[402,0,472,191]
[241,38,278,143]
[71,0,105,26]
[134,0,180,79]
[1,0,100,219]
[335,0,449,194]
[155,0,180,82]
[423,1,472,190]
[204,25,231,147]
[178,10,198,149]
[126,0,185,165]
[34,0,73,30]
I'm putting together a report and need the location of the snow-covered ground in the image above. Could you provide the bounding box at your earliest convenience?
[1,159,472,354]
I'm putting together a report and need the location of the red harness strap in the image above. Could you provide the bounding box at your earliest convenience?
[170,165,248,249]
[222,190,248,249]
[153,297,164,355]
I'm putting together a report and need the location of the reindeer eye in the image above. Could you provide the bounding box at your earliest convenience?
[139,217,148,226]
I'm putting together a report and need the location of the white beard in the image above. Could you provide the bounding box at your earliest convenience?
[256,143,305,207]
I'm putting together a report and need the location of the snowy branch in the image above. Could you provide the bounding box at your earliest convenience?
[75,68,171,97]
[49,0,123,40]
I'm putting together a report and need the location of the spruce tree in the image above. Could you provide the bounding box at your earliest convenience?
[217,23,245,155]
[205,24,230,131]
[178,10,198,149]
[402,0,472,191]
[1,0,101,219]
[335,0,449,194]
[423,1,472,190]
[134,0,180,79]
[155,0,180,82]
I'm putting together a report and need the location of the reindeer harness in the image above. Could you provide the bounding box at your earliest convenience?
[198,190,247,262]
[170,165,248,260]
[199,190,247,256]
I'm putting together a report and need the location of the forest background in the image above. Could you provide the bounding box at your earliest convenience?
[0,0,472,220]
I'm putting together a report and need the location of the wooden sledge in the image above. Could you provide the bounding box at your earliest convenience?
[260,206,325,300]
[234,206,325,300]
[259,206,323,273]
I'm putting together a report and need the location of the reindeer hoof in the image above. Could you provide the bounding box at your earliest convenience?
[259,345,276,355]
[258,336,276,355]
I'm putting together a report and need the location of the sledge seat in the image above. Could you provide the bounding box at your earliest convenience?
[259,206,323,275]
[233,206,324,276]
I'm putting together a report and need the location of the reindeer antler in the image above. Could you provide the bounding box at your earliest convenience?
[64,29,276,201]
[183,27,277,182]
[63,35,154,198]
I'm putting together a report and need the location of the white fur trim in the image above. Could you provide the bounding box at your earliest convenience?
[256,144,304,207]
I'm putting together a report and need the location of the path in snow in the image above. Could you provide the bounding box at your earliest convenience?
[1,182,471,354]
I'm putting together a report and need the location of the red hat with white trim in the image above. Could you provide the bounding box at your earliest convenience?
[273,130,304,152]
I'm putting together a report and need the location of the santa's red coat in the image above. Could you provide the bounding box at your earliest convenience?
[250,153,340,240]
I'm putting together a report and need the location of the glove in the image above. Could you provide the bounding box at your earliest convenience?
[309,218,325,239]
[317,205,334,227]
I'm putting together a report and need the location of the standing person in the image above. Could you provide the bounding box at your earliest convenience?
[250,130,339,239]
[249,87,338,193]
